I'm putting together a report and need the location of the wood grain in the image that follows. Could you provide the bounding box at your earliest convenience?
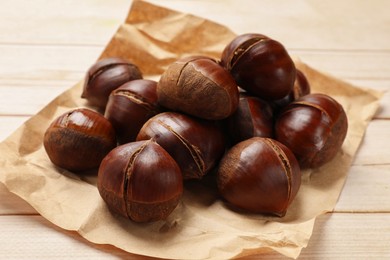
[0,0,389,259]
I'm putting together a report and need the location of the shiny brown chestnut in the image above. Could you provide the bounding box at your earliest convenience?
[43,108,117,172]
[217,137,301,217]
[136,112,226,180]
[273,69,311,110]
[81,57,143,110]
[220,33,296,100]
[98,140,183,222]
[225,92,274,145]
[275,93,348,168]
[104,79,161,144]
[157,56,239,120]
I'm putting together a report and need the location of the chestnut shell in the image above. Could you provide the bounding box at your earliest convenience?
[217,137,301,217]
[225,93,274,145]
[221,33,296,100]
[157,56,239,120]
[43,108,117,172]
[81,57,143,110]
[275,93,348,168]
[273,69,311,110]
[105,79,161,144]
[98,140,183,222]
[136,112,226,180]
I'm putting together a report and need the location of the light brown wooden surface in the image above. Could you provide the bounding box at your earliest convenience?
[1,0,389,259]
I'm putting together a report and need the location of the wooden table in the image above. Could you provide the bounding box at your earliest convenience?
[1,0,389,258]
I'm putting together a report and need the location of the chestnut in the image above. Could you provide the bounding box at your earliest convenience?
[157,56,239,120]
[275,93,348,168]
[220,33,296,100]
[136,112,226,180]
[104,79,161,144]
[98,140,183,222]
[273,69,311,110]
[81,57,143,110]
[217,137,301,217]
[43,108,117,172]
[225,92,274,145]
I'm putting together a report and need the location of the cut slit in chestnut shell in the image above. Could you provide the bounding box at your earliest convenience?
[221,33,296,101]
[275,93,348,168]
[136,112,226,180]
[217,137,301,217]
[225,92,274,145]
[273,69,311,110]
[81,57,143,110]
[98,140,183,222]
[104,79,161,144]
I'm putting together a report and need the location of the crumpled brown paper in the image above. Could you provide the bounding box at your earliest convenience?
[0,1,383,259]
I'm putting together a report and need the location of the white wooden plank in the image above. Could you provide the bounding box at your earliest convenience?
[0,45,102,77]
[334,165,390,212]
[0,85,71,115]
[298,213,390,259]
[0,0,132,45]
[353,120,390,166]
[145,0,390,51]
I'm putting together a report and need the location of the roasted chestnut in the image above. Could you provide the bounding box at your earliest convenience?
[157,56,239,120]
[43,108,117,172]
[273,69,311,110]
[104,79,161,144]
[225,92,274,145]
[217,137,301,217]
[81,57,143,110]
[136,112,226,180]
[98,140,183,222]
[220,33,296,100]
[275,93,348,168]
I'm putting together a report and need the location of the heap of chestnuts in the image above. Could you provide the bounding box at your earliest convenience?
[43,33,348,222]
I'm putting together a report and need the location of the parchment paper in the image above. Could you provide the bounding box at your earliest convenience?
[0,1,383,259]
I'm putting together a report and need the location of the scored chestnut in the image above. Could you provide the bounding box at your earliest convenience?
[217,137,301,217]
[104,79,161,144]
[81,57,143,110]
[225,92,274,145]
[136,112,226,180]
[43,108,117,172]
[275,93,348,168]
[220,33,296,100]
[273,69,311,111]
[98,140,183,222]
[157,56,239,120]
